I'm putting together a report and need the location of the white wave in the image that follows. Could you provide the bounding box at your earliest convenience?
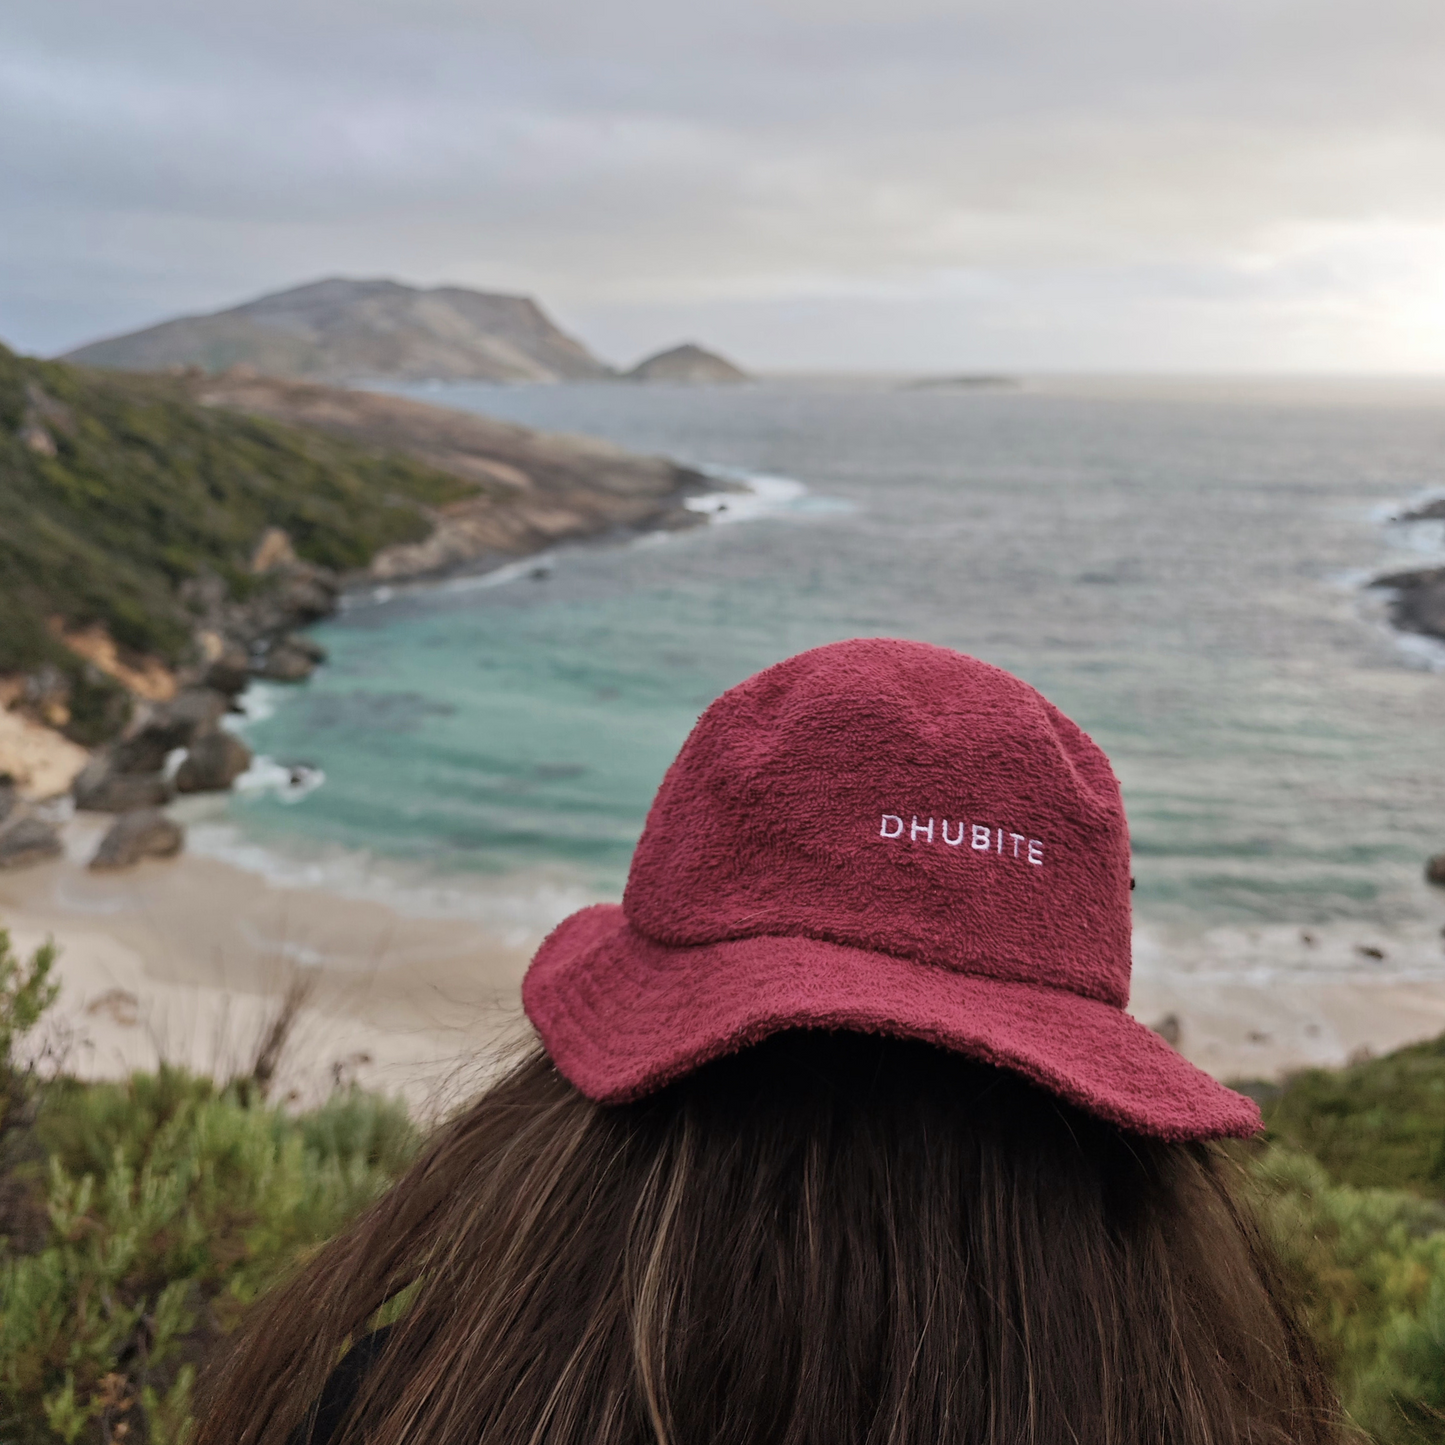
[231,755,326,804]
[227,682,282,728]
[687,466,857,524]
[182,819,605,945]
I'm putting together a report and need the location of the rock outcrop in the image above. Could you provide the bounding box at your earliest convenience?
[89,808,185,870]
[63,277,614,384]
[1374,567,1445,641]
[255,635,326,683]
[625,344,750,385]
[72,760,173,813]
[0,817,63,870]
[175,731,253,793]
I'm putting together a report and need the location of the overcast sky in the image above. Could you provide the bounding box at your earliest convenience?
[5,0,1445,371]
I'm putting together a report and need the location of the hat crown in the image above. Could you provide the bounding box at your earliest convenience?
[623,639,1133,1006]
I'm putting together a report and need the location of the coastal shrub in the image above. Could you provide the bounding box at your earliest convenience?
[1247,1144,1445,1439]
[0,929,58,1139]
[10,929,1445,1444]
[1261,1036,1445,1194]
[0,342,476,698]
[0,958,421,1445]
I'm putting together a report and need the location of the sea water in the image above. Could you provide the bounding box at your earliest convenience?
[202,377,1445,973]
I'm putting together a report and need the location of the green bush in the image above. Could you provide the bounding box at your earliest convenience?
[1260,1038,1445,1194]
[1248,1145,1445,1441]
[11,920,1445,1443]
[0,930,420,1445]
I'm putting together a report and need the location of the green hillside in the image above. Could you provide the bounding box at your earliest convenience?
[0,344,475,738]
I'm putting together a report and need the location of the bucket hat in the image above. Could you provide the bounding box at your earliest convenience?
[523,638,1260,1139]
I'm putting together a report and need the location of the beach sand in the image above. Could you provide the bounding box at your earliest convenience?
[0,815,535,1115]
[5,814,1445,1110]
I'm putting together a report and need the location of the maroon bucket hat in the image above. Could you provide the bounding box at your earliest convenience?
[523,638,1260,1140]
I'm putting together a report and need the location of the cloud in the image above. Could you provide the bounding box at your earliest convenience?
[4,0,1445,367]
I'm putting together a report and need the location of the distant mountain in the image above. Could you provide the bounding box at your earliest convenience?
[62,278,614,384]
[625,343,750,384]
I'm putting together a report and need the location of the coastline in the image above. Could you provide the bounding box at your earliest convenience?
[9,813,1445,1100]
[2,814,536,1113]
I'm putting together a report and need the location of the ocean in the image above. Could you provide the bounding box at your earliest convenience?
[195,376,1445,979]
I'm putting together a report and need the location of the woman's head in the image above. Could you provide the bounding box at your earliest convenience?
[202,1032,1331,1445]
[200,643,1329,1443]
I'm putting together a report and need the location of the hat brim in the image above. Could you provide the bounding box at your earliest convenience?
[522,905,1260,1141]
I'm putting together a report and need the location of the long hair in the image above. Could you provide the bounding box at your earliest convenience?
[199,1030,1336,1445]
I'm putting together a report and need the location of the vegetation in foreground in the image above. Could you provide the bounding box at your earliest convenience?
[7,922,1445,1443]
[0,343,475,740]
[0,932,419,1444]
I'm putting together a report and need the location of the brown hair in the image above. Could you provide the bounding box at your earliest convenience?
[199,1030,1336,1445]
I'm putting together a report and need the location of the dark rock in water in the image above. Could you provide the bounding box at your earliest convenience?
[72,758,174,812]
[175,730,253,793]
[205,647,253,695]
[0,777,15,825]
[1374,566,1445,640]
[1427,854,1445,887]
[89,808,184,870]
[1400,497,1445,523]
[256,634,326,683]
[0,817,63,870]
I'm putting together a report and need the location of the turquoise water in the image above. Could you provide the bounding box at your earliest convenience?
[223,379,1445,937]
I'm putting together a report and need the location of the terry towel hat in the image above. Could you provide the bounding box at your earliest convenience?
[523,638,1260,1140]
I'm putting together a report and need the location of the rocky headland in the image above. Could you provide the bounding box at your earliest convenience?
[184,370,718,579]
[63,277,615,385]
[1373,497,1445,644]
[0,342,727,869]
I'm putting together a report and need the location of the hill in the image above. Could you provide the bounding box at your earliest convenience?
[62,278,614,384]
[625,343,750,384]
[180,370,715,580]
[0,344,477,740]
[0,346,708,746]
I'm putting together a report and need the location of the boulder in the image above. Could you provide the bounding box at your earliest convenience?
[256,634,326,683]
[0,817,63,870]
[175,730,253,793]
[72,758,173,813]
[108,687,230,775]
[89,808,185,870]
[0,776,15,825]
[204,645,253,695]
[1376,567,1445,641]
[1427,854,1445,887]
[160,686,231,739]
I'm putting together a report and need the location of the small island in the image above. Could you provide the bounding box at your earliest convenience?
[900,374,1020,392]
[624,343,750,385]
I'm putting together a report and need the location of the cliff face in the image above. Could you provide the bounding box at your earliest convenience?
[63,278,615,384]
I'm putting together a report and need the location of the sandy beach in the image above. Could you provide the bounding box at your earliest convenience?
[0,813,538,1114]
[6,809,1445,1107]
